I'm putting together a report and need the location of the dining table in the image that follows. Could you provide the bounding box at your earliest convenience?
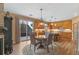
[35,35,47,49]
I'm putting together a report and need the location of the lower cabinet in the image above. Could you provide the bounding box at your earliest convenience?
[4,15,13,55]
[0,38,3,55]
[0,37,13,55]
[4,41,13,55]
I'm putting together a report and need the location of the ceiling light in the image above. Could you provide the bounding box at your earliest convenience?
[51,23,53,25]
[40,23,43,25]
[54,24,56,26]
[40,8,43,21]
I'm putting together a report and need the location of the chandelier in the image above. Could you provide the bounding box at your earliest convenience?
[40,8,43,21]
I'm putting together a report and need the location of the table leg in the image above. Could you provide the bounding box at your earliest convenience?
[37,40,44,49]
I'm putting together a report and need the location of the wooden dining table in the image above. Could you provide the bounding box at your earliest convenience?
[35,35,47,49]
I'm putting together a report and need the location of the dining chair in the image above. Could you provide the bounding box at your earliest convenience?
[30,32,40,52]
[43,33,53,53]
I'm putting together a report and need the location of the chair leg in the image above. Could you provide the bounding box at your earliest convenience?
[34,46,35,52]
[51,44,54,54]
[51,44,53,50]
[30,44,31,49]
[47,45,49,53]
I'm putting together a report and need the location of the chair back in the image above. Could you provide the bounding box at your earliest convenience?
[47,33,53,44]
[30,32,36,44]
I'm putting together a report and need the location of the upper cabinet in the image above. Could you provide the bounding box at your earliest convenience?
[48,20,72,30]
[63,20,72,29]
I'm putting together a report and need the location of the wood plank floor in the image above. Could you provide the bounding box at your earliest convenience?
[11,40,76,55]
[53,40,76,55]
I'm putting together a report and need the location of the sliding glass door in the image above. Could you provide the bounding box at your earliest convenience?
[27,21,34,39]
[19,20,34,41]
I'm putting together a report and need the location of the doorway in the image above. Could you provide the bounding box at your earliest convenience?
[19,19,34,42]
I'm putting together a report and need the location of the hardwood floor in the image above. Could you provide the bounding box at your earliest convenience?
[11,40,76,55]
[54,40,76,55]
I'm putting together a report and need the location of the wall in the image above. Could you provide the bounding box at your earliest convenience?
[72,16,79,53]
[0,3,4,13]
[12,13,36,44]
[0,3,4,26]
[72,16,79,40]
[11,13,29,44]
[72,16,79,23]
[0,12,4,26]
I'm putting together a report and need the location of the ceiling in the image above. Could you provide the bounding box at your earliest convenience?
[4,3,79,22]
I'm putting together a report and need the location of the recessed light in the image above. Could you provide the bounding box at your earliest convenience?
[54,18,56,19]
[29,14,32,16]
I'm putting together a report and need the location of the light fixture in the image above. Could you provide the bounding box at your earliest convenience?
[29,14,32,16]
[40,22,43,25]
[54,24,57,26]
[51,23,53,25]
[44,23,48,26]
[35,29,38,32]
[40,8,43,21]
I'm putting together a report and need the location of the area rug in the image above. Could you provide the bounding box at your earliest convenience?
[22,45,58,55]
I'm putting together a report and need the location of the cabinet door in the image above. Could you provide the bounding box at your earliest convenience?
[4,16,13,54]
[4,17,12,43]
[0,39,3,55]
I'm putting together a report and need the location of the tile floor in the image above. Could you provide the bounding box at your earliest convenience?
[11,40,30,55]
